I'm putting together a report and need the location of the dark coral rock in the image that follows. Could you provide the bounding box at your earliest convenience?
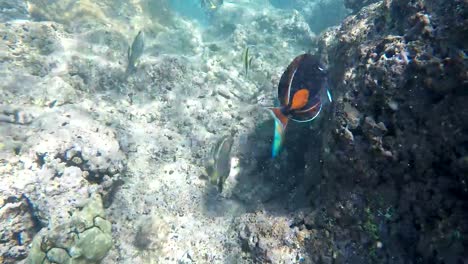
[313,0,468,262]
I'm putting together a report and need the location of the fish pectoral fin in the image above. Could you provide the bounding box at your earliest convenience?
[209,170,218,185]
[204,157,214,174]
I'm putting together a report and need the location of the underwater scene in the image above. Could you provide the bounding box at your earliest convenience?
[0,0,467,263]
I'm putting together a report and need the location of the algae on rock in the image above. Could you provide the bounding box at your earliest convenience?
[26,195,112,264]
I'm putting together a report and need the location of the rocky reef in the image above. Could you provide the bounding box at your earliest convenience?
[0,0,466,263]
[312,0,467,262]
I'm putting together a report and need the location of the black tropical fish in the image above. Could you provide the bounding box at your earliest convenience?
[267,53,332,157]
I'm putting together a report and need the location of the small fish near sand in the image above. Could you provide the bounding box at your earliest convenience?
[204,135,233,193]
[268,53,332,158]
[126,30,145,74]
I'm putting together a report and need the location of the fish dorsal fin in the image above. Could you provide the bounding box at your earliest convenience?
[290,89,309,110]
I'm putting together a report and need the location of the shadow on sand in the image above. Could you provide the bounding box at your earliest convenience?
[200,107,332,218]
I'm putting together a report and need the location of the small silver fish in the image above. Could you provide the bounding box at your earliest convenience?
[205,135,233,192]
[126,30,145,74]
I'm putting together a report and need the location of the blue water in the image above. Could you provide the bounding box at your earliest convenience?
[169,0,209,24]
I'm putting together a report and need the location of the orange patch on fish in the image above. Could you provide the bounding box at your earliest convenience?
[290,89,309,110]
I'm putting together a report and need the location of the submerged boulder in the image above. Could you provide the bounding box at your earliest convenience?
[313,0,468,262]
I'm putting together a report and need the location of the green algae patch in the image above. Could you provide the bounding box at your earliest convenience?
[26,195,112,264]
[76,227,112,261]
